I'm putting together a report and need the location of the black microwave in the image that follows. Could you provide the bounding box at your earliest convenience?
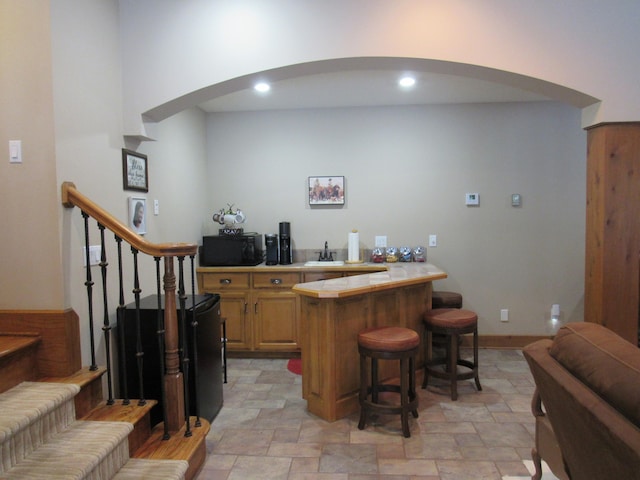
[200,234,263,266]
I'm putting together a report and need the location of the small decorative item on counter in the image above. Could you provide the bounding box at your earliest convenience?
[371,247,385,263]
[385,247,399,263]
[399,246,412,262]
[412,246,426,262]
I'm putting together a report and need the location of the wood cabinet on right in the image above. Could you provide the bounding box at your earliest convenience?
[585,122,640,346]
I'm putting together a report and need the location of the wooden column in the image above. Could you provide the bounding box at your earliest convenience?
[163,256,185,432]
[585,122,640,345]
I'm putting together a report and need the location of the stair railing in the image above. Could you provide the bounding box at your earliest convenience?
[62,181,199,435]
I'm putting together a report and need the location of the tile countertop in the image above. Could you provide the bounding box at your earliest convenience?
[196,262,389,273]
[291,263,447,299]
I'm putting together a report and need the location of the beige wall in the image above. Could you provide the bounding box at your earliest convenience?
[205,102,585,335]
[0,1,64,309]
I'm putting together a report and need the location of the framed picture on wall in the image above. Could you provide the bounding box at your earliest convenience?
[309,176,345,205]
[122,149,149,192]
[129,196,147,235]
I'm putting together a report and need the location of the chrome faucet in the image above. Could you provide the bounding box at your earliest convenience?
[317,241,334,261]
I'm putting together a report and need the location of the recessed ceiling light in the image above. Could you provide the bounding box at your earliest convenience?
[254,82,271,93]
[398,76,416,88]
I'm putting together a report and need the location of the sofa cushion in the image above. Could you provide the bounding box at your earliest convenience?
[549,322,640,428]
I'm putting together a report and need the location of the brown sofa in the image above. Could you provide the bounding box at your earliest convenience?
[523,322,640,480]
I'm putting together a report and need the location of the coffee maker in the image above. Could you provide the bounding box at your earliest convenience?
[265,234,279,265]
[279,222,292,264]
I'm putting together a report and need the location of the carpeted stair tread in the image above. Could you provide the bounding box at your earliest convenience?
[0,382,80,441]
[0,382,81,473]
[3,420,132,479]
[113,458,188,479]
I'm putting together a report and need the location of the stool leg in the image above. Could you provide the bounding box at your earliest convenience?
[358,352,367,430]
[371,358,379,404]
[409,355,418,418]
[450,333,459,401]
[473,328,482,391]
[421,329,433,389]
[400,356,410,438]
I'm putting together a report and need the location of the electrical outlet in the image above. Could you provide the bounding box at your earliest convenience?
[375,235,387,248]
[500,309,509,322]
[428,235,437,247]
[83,245,101,267]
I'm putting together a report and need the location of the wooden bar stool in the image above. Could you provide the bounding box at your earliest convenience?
[358,326,420,438]
[422,308,482,400]
[431,291,463,309]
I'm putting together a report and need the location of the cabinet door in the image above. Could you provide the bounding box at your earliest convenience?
[253,291,299,351]
[219,291,252,351]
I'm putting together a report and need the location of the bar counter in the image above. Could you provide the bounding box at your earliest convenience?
[292,263,447,421]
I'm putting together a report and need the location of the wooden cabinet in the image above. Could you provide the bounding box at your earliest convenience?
[197,269,301,354]
[252,272,300,352]
[199,272,252,351]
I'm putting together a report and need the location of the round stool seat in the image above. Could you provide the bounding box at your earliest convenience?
[357,326,419,437]
[422,308,481,401]
[424,308,477,330]
[431,291,463,309]
[358,326,420,352]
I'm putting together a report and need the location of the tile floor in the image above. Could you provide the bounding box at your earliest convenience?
[198,349,538,479]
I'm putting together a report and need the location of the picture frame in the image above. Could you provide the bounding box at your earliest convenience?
[308,176,345,205]
[122,149,149,192]
[129,196,147,235]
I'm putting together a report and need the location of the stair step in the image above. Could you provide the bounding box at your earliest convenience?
[134,417,210,480]
[0,381,80,473]
[40,366,107,418]
[82,399,158,456]
[3,420,132,479]
[113,458,188,480]
[0,334,41,393]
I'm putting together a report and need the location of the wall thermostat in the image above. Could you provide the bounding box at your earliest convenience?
[511,193,521,207]
[465,193,480,206]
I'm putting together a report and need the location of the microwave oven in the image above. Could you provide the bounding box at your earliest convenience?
[200,234,263,266]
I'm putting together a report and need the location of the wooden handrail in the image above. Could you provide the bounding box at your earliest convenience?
[61,182,197,257]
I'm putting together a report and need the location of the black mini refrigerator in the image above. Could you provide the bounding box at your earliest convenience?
[120,293,223,426]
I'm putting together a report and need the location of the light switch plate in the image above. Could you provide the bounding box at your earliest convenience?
[9,140,22,164]
[465,193,479,206]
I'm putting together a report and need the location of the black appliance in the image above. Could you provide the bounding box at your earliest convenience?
[120,293,223,426]
[200,233,263,266]
[265,234,278,265]
[279,222,292,265]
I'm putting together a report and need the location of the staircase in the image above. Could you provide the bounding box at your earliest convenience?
[0,333,209,479]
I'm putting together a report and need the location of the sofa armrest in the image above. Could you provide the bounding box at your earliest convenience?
[531,387,544,417]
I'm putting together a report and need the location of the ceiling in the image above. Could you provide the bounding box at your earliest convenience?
[198,69,554,113]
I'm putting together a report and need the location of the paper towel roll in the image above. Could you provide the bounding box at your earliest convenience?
[348,231,360,262]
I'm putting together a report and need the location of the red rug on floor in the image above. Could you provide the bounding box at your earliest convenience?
[287,358,302,375]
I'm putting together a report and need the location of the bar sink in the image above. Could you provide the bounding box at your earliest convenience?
[304,261,345,267]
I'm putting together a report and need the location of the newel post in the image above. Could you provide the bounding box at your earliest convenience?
[162,256,185,432]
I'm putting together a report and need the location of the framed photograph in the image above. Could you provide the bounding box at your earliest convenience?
[122,149,148,192]
[309,176,345,205]
[129,196,147,235]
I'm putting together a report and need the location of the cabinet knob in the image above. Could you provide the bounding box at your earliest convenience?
[270,278,282,285]
[220,278,232,285]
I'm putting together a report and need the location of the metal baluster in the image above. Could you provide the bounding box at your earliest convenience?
[81,211,98,371]
[155,257,170,440]
[132,246,146,406]
[97,224,114,405]
[115,235,130,405]
[189,255,201,427]
[178,256,192,437]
